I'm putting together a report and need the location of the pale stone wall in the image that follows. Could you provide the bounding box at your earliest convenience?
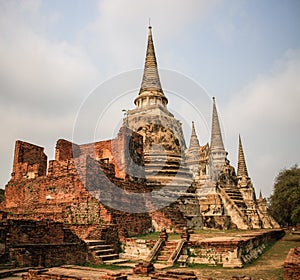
[188,229,284,268]
[121,238,156,260]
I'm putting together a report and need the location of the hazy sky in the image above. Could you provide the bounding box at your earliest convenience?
[0,0,299,198]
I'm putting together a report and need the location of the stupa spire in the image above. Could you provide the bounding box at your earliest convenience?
[189,121,200,148]
[135,26,168,107]
[210,97,225,151]
[140,26,163,93]
[237,135,249,177]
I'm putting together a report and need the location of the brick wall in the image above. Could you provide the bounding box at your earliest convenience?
[11,141,47,181]
[1,220,87,267]
[284,247,300,280]
[4,131,152,238]
[55,139,81,161]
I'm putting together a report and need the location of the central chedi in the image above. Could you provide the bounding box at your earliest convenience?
[125,26,192,196]
[122,25,278,230]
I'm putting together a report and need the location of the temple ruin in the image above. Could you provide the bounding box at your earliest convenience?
[0,26,280,269]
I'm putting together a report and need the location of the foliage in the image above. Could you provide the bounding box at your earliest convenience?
[0,188,4,202]
[268,165,300,227]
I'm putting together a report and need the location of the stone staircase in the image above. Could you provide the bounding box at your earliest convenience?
[85,240,126,265]
[156,241,178,263]
[218,186,252,229]
[221,185,247,210]
[144,152,193,188]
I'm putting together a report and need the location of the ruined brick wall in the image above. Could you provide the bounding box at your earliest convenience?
[112,127,144,180]
[5,136,152,238]
[4,220,82,245]
[79,127,144,180]
[11,141,47,181]
[55,139,81,161]
[284,247,300,280]
[10,243,87,267]
[151,202,187,233]
[1,220,87,267]
[112,211,152,238]
[71,224,120,253]
[5,159,90,210]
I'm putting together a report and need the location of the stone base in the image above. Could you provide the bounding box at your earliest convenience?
[188,229,284,268]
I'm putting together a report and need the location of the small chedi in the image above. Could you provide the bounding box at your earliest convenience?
[0,26,279,268]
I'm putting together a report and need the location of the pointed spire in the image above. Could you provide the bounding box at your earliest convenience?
[135,26,168,107]
[140,26,163,93]
[210,97,225,151]
[237,135,249,177]
[259,190,263,200]
[189,121,200,148]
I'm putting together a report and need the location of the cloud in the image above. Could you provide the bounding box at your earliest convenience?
[0,2,99,115]
[0,1,100,187]
[78,0,221,73]
[223,49,300,197]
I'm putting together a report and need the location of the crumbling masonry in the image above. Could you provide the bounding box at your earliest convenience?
[0,26,279,267]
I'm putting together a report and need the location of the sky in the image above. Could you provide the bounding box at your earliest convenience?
[0,0,299,198]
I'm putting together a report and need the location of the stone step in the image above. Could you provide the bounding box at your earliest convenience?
[0,267,35,278]
[97,253,119,261]
[225,195,243,199]
[89,244,113,250]
[94,248,115,255]
[159,251,174,256]
[146,178,192,185]
[103,259,129,265]
[164,245,177,249]
[157,256,169,261]
[84,240,105,246]
[145,163,185,168]
[146,172,191,178]
[163,247,176,251]
[224,193,244,198]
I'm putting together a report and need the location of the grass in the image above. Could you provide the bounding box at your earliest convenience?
[133,231,181,240]
[191,228,270,238]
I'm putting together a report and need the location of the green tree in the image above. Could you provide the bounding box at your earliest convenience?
[0,188,4,203]
[268,165,300,227]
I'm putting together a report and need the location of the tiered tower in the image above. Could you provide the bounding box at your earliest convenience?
[209,97,228,180]
[124,26,202,230]
[125,26,191,190]
[185,121,201,177]
[124,25,278,230]
[237,135,256,203]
